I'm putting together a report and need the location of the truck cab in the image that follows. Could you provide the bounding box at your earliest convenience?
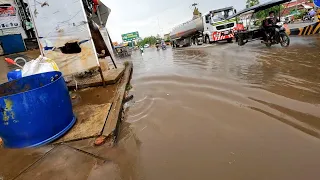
[203,7,237,43]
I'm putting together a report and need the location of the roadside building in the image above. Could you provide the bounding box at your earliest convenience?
[0,0,36,55]
[164,33,170,41]
[282,0,315,16]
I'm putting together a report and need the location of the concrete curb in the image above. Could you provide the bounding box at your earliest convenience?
[287,21,320,36]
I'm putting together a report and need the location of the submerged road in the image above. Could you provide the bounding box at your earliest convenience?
[111,35,320,180]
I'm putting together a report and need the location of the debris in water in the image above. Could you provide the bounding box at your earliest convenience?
[126,84,133,91]
[94,136,106,146]
[71,94,77,99]
[124,95,134,103]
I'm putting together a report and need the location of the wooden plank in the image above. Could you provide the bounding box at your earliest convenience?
[102,63,133,137]
[55,103,111,143]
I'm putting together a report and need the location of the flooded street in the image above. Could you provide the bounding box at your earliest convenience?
[113,35,320,180]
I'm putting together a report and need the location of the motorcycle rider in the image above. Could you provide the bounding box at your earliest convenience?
[139,46,144,53]
[263,11,278,42]
[161,39,166,49]
[155,40,160,50]
[308,9,316,21]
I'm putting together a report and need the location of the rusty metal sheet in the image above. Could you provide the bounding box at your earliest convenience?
[27,0,99,76]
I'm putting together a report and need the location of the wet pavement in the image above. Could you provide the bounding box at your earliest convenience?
[112,35,320,180]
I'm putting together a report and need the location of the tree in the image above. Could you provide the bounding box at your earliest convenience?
[255,5,284,19]
[246,0,259,8]
[137,36,158,47]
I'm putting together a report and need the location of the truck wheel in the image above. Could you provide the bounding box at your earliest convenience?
[227,38,233,43]
[195,38,199,45]
[205,35,210,44]
[238,36,244,46]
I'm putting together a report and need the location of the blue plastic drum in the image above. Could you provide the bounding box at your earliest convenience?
[0,71,76,148]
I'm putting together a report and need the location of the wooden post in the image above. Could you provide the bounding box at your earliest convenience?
[98,66,106,87]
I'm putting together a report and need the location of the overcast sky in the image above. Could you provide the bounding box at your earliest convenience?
[102,0,269,42]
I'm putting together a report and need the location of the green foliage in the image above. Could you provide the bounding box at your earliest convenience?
[246,0,259,8]
[255,5,284,19]
[123,61,129,67]
[137,36,157,47]
[126,84,133,91]
[245,0,284,20]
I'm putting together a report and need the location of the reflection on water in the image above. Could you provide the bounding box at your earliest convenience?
[111,36,320,180]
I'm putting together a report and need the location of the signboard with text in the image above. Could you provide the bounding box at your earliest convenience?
[0,4,20,29]
[121,31,139,41]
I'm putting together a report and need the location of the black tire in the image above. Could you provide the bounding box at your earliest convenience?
[195,38,200,46]
[205,35,210,44]
[227,38,233,43]
[173,41,177,48]
[265,42,271,47]
[238,36,244,46]
[280,33,290,47]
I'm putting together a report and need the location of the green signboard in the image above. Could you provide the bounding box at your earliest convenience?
[121,31,139,41]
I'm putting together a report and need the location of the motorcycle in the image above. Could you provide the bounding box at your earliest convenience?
[140,47,144,53]
[263,22,290,47]
[161,44,166,50]
[156,43,160,51]
[303,15,315,22]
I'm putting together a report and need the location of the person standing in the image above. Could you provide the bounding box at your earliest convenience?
[24,18,35,38]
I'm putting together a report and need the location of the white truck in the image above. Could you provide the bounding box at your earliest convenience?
[170,6,237,47]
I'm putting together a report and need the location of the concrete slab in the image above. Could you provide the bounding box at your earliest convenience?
[66,138,114,160]
[66,121,141,161]
[0,146,53,180]
[55,103,112,143]
[287,21,320,35]
[14,145,121,180]
[66,123,143,180]
[66,67,125,90]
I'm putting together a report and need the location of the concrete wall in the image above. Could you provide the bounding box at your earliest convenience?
[288,21,320,36]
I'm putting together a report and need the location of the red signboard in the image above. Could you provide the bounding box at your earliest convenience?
[0,5,16,17]
[0,4,20,29]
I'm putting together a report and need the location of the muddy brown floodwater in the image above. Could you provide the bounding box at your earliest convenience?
[1,36,320,179]
[108,35,320,180]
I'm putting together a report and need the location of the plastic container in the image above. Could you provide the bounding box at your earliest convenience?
[7,69,22,81]
[0,71,76,148]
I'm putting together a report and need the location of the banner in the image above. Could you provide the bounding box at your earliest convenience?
[122,31,139,41]
[0,4,20,29]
